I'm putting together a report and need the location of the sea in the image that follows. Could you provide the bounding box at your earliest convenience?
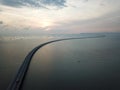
[0,33,120,90]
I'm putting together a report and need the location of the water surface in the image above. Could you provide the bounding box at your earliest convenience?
[0,33,120,90]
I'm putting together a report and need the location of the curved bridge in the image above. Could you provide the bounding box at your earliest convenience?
[7,35,105,90]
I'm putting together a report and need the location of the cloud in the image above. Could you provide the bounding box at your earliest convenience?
[83,0,88,2]
[0,0,66,8]
[41,0,66,6]
[0,21,3,24]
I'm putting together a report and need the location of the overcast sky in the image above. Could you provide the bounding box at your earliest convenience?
[0,0,120,34]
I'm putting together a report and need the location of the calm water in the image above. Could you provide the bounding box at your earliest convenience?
[0,33,120,90]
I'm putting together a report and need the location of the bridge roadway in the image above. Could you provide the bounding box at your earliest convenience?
[7,35,105,90]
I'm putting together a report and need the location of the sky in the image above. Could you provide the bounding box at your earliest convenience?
[0,0,120,35]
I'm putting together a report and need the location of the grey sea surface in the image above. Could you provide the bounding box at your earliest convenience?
[0,33,120,90]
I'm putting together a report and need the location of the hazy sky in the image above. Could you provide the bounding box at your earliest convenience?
[0,0,120,34]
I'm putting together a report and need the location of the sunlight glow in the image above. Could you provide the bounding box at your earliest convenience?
[41,21,52,28]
